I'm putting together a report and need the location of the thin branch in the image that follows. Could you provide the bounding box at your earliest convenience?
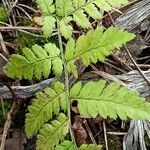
[107,132,126,136]
[103,61,126,74]
[129,64,150,69]
[8,0,18,14]
[0,26,41,31]
[15,5,33,21]
[124,45,150,85]
[84,119,97,144]
[0,33,10,58]
[0,101,15,150]
[18,4,38,13]
[103,121,109,150]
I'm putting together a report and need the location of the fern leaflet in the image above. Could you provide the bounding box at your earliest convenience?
[36,0,56,37]
[36,113,69,150]
[36,0,129,38]
[25,82,67,138]
[70,80,150,119]
[54,140,74,150]
[65,27,135,76]
[6,43,63,79]
[43,16,56,38]
[36,0,55,16]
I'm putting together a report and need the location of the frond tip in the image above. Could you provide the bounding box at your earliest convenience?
[6,43,63,80]
[70,80,150,120]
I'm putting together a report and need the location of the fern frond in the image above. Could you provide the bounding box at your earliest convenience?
[36,0,129,38]
[25,82,67,138]
[6,43,63,79]
[65,27,135,76]
[36,113,69,150]
[70,80,150,120]
[55,140,103,150]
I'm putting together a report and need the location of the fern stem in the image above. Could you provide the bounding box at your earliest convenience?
[57,18,78,149]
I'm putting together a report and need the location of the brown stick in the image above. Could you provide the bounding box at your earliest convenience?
[0,33,10,58]
[0,102,16,150]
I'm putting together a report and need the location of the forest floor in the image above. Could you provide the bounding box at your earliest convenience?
[0,0,150,150]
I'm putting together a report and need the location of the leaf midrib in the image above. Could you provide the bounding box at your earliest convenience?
[11,56,59,70]
[73,96,148,112]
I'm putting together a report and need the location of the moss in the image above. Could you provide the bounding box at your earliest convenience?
[16,33,45,50]
[0,5,8,22]
[145,135,150,148]
[0,100,11,126]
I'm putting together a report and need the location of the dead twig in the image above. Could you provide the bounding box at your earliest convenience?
[18,4,38,13]
[107,132,126,136]
[0,101,16,150]
[129,64,150,69]
[90,64,126,86]
[84,120,97,144]
[124,45,150,85]
[0,33,10,58]
[8,0,18,14]
[15,5,33,21]
[0,82,21,150]
[0,25,41,31]
[103,121,109,150]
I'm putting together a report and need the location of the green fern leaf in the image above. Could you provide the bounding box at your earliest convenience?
[79,143,103,150]
[36,0,129,38]
[94,0,128,11]
[70,80,150,120]
[25,82,67,138]
[60,17,73,39]
[65,27,135,76]
[55,140,103,150]
[36,113,69,150]
[36,0,55,16]
[73,10,91,28]
[54,140,75,150]
[36,0,55,37]
[84,3,102,20]
[6,43,63,79]
[56,0,73,17]
[0,5,8,22]
[57,0,129,29]
[42,16,56,38]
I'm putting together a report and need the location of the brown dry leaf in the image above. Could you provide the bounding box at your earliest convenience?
[32,16,43,26]
[72,116,88,146]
